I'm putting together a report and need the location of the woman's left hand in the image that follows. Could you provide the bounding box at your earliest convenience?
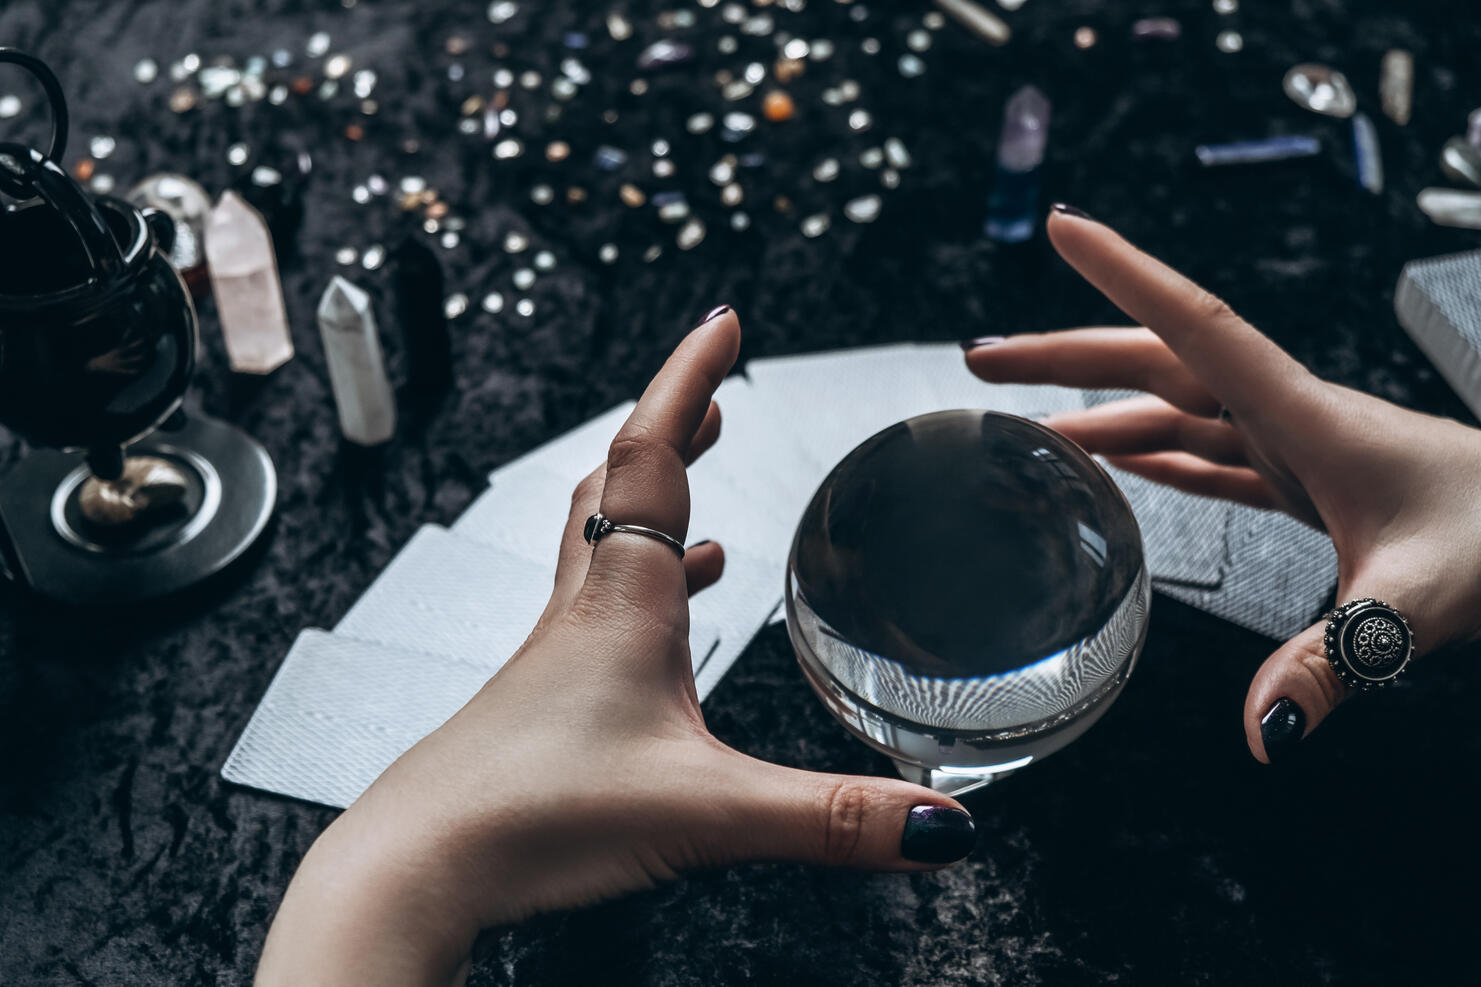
[256,308,977,987]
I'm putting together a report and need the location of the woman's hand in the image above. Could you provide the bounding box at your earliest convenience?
[963,207,1481,764]
[256,308,976,987]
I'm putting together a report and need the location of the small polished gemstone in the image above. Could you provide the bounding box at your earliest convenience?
[513,268,535,289]
[1441,138,1481,188]
[637,39,694,71]
[317,277,396,445]
[1380,49,1413,125]
[721,183,744,206]
[1213,0,1238,12]
[494,139,523,159]
[677,218,707,250]
[652,159,676,178]
[531,184,555,205]
[89,135,116,159]
[482,292,505,313]
[1074,27,1097,49]
[1284,64,1356,118]
[1216,30,1243,53]
[503,231,529,253]
[134,59,159,83]
[1194,136,1321,166]
[934,0,1011,46]
[813,158,841,182]
[907,29,932,52]
[487,1,517,23]
[205,191,294,374]
[655,192,690,222]
[844,194,882,223]
[1417,188,1481,229]
[620,184,646,207]
[898,54,926,77]
[595,145,628,171]
[848,109,873,132]
[763,90,796,121]
[1352,113,1383,195]
[811,39,836,60]
[335,247,356,265]
[709,157,737,185]
[607,12,633,40]
[444,293,469,318]
[687,112,715,134]
[1131,17,1181,40]
[307,32,331,57]
[721,112,757,140]
[534,250,556,271]
[802,213,830,237]
[885,138,913,169]
[861,147,884,169]
[516,298,535,317]
[361,244,386,270]
[861,38,881,55]
[881,168,901,189]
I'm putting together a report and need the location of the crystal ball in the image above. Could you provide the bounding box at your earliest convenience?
[785,410,1149,794]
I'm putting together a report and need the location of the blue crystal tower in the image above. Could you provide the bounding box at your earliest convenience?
[985,85,1052,243]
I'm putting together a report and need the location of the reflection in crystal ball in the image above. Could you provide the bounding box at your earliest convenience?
[786,411,1149,791]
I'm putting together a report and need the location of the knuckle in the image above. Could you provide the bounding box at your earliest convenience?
[1189,287,1236,326]
[606,429,661,472]
[569,470,603,510]
[1295,642,1349,711]
[819,779,869,866]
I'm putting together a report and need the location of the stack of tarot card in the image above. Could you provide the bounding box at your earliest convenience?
[224,344,1336,808]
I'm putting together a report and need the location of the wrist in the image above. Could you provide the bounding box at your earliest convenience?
[256,804,484,987]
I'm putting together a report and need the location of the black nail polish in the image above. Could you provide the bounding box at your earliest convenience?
[900,805,976,863]
[1050,203,1093,220]
[1260,698,1305,763]
[687,539,713,549]
[695,304,730,328]
[958,335,1005,351]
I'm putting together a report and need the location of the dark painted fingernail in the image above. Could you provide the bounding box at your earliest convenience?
[1260,698,1305,763]
[695,304,730,328]
[687,539,713,549]
[958,335,1005,351]
[1050,203,1093,220]
[901,805,976,863]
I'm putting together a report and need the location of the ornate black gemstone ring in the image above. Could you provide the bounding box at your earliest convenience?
[1323,597,1415,691]
[582,512,685,560]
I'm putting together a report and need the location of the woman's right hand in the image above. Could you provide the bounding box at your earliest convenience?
[963,207,1481,763]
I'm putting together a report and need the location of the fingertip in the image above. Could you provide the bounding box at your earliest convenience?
[683,540,725,596]
[900,803,977,865]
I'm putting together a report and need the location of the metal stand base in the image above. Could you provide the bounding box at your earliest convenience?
[0,415,275,605]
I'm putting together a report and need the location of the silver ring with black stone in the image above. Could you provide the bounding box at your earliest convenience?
[1322,597,1415,691]
[583,512,686,559]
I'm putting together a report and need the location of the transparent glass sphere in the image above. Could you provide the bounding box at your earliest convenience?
[786,411,1150,795]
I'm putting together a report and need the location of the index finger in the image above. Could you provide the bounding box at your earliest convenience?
[583,306,741,601]
[1046,210,1315,420]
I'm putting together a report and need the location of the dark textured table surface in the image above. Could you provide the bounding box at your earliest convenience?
[3,1,1481,984]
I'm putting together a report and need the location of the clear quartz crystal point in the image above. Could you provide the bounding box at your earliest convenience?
[316,276,397,445]
[1417,188,1481,230]
[205,190,294,373]
[1352,113,1383,194]
[985,85,1051,242]
[1283,64,1357,118]
[1440,138,1481,189]
[1379,49,1413,126]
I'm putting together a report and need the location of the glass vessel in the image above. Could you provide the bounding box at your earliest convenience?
[786,411,1149,795]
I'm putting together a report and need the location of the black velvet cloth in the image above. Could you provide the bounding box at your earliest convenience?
[3,1,1481,983]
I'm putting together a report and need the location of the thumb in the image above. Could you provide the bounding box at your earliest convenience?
[719,756,977,870]
[1244,621,1350,764]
